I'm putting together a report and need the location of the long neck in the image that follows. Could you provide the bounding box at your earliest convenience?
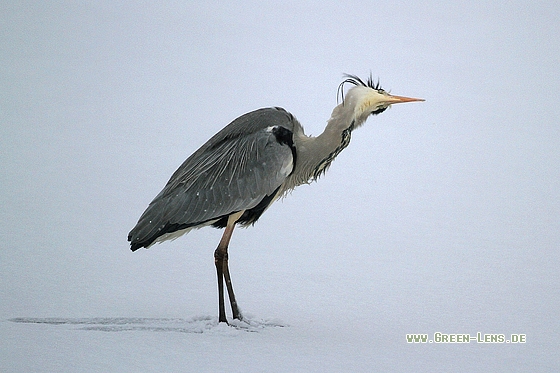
[283,102,362,191]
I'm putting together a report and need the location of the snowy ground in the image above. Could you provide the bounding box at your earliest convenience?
[2,312,553,372]
[2,225,556,372]
[2,1,559,372]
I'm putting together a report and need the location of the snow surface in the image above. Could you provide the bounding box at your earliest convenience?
[2,1,559,372]
[1,309,553,372]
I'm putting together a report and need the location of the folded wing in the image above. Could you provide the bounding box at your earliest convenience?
[128,107,296,250]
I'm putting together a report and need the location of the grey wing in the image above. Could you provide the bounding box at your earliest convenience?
[128,107,296,250]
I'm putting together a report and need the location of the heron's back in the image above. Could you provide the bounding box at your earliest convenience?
[128,107,298,250]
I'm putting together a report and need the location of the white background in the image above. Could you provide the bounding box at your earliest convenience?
[1,1,559,371]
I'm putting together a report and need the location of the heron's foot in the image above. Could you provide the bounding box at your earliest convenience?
[232,305,243,321]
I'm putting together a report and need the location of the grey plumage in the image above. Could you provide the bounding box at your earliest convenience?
[128,75,424,323]
[129,107,297,250]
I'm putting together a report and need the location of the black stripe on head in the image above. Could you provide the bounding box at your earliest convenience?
[337,73,384,104]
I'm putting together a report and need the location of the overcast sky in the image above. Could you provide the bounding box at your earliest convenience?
[1,1,559,369]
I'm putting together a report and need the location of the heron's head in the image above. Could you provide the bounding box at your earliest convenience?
[338,74,424,125]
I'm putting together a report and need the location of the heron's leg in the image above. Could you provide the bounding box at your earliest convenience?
[214,218,242,323]
[214,246,227,323]
[223,251,242,320]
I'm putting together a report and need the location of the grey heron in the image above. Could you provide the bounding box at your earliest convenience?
[128,74,424,323]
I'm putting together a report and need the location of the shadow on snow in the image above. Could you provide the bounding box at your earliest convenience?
[9,315,286,333]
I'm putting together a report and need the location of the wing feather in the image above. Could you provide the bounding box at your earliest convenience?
[128,107,296,249]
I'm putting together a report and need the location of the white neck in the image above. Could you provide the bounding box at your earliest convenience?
[282,101,361,191]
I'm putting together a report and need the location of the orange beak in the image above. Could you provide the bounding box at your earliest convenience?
[386,94,425,104]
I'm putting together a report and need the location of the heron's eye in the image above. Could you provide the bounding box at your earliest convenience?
[377,89,386,95]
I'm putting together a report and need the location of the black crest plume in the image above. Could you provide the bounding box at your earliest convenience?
[337,73,383,104]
